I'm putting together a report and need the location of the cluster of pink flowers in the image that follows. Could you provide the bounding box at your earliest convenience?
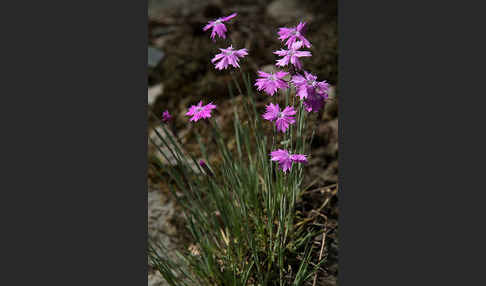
[158,13,244,126]
[203,13,248,70]
[160,19,333,174]
[255,22,329,112]
[259,21,332,172]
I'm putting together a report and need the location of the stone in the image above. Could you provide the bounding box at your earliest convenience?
[148,190,178,242]
[148,0,209,20]
[148,126,201,174]
[266,0,313,24]
[148,271,167,286]
[148,46,165,68]
[148,84,163,105]
[260,64,278,74]
[148,190,185,286]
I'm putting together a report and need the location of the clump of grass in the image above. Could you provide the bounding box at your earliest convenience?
[149,74,326,285]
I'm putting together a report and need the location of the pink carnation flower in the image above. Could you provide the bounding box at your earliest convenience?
[202,13,237,41]
[278,22,311,49]
[185,100,217,122]
[292,71,330,100]
[162,110,172,123]
[270,149,307,173]
[254,70,289,96]
[262,103,296,132]
[274,41,311,70]
[211,45,248,70]
[303,92,327,113]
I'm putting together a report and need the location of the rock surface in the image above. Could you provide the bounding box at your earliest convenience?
[148,126,201,174]
[266,0,313,24]
[148,84,163,106]
[148,190,178,242]
[148,271,167,286]
[148,0,210,20]
[148,190,184,286]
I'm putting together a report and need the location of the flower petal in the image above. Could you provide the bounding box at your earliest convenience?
[221,12,237,22]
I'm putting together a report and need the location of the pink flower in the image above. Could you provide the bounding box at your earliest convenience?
[254,70,289,96]
[262,103,296,132]
[185,100,217,122]
[291,71,330,113]
[270,149,307,173]
[162,110,172,123]
[202,13,237,41]
[303,92,326,113]
[211,45,248,70]
[274,41,311,70]
[292,71,330,100]
[278,22,311,49]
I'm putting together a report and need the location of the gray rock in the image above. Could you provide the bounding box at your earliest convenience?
[148,84,163,106]
[148,190,178,242]
[148,0,209,19]
[148,190,187,286]
[266,0,313,24]
[148,46,165,68]
[260,64,278,74]
[148,271,167,286]
[149,127,201,174]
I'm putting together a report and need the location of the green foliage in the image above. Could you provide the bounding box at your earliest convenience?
[148,73,324,285]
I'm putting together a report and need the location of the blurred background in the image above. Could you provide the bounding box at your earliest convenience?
[148,0,338,285]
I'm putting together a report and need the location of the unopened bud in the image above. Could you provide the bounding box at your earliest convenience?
[199,160,214,177]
